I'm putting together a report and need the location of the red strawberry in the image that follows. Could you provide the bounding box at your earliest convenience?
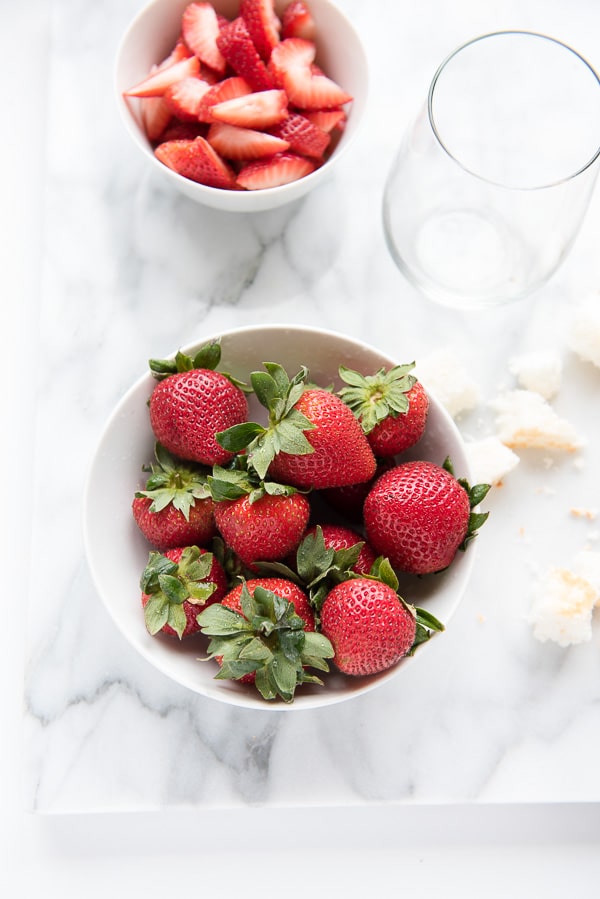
[222,577,315,631]
[209,88,288,128]
[303,108,346,133]
[181,2,227,74]
[163,76,211,120]
[159,120,208,143]
[303,524,376,575]
[213,490,311,566]
[320,578,417,676]
[208,121,290,159]
[338,363,430,457]
[269,112,329,158]
[154,136,237,188]
[363,460,490,575]
[148,340,249,466]
[217,365,376,488]
[281,1,316,41]
[268,388,376,489]
[269,38,352,109]
[196,578,333,701]
[124,55,201,98]
[236,151,314,189]
[197,75,254,121]
[240,0,281,61]
[132,444,216,551]
[140,545,227,639]
[141,95,172,141]
[216,17,274,91]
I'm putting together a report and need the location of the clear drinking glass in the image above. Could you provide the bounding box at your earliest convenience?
[383,31,600,309]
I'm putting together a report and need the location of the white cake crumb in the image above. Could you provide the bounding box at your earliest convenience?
[463,436,519,486]
[528,566,599,646]
[490,389,585,452]
[572,551,600,596]
[508,350,562,400]
[567,293,600,368]
[415,348,481,418]
[569,507,598,521]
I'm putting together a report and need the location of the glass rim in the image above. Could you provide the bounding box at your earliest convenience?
[427,29,600,191]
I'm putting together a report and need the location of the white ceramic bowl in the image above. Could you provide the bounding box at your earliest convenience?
[83,325,475,710]
[115,0,368,212]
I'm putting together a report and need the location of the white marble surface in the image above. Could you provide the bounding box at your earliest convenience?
[4,0,600,893]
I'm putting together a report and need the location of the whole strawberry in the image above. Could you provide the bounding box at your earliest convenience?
[303,524,376,575]
[197,578,333,701]
[148,339,248,466]
[210,465,310,566]
[217,363,376,489]
[363,459,490,575]
[338,363,429,457]
[132,443,216,550]
[140,545,228,639]
[320,578,417,676]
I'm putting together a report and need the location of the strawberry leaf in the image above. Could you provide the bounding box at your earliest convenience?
[216,421,266,452]
[144,595,170,635]
[338,363,416,434]
[196,604,252,635]
[167,603,187,639]
[158,574,188,605]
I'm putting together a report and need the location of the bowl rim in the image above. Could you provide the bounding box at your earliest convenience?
[113,0,370,209]
[82,323,476,711]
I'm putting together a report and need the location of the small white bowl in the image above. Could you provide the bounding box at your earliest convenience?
[83,325,475,710]
[115,0,369,212]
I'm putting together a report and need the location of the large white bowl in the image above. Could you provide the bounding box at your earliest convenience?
[83,325,475,710]
[115,0,369,212]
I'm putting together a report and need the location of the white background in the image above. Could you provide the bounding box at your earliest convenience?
[1,1,599,895]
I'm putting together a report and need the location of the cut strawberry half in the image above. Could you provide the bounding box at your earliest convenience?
[208,121,290,160]
[281,1,316,41]
[269,38,352,109]
[216,17,274,91]
[164,76,211,120]
[159,38,195,68]
[240,0,281,62]
[236,152,315,189]
[196,76,254,122]
[269,112,329,158]
[160,121,208,143]
[182,2,227,75]
[124,55,201,98]
[303,108,347,133]
[155,136,238,189]
[141,95,172,141]
[210,89,288,129]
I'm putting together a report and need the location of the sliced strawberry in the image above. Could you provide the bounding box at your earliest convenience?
[240,0,281,62]
[124,55,201,98]
[236,152,315,189]
[303,108,347,133]
[269,38,352,109]
[141,95,172,141]
[155,137,238,189]
[216,17,274,91]
[269,36,314,86]
[269,112,329,158]
[164,76,211,120]
[208,121,290,160]
[160,120,208,143]
[197,76,254,122]
[210,89,288,129]
[159,37,195,68]
[181,2,227,75]
[281,1,316,41]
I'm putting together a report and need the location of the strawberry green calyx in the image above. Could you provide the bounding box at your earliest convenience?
[216,363,315,479]
[141,546,217,638]
[338,363,417,434]
[442,456,491,550]
[136,443,211,520]
[148,339,249,390]
[196,583,334,702]
[207,463,302,504]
